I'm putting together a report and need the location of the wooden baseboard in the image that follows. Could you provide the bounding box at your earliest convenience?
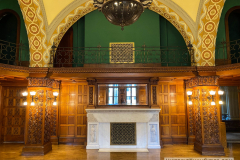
[22,142,52,156]
[194,142,225,156]
[188,136,195,145]
[162,137,187,145]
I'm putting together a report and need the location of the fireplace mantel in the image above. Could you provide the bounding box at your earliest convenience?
[86,109,161,150]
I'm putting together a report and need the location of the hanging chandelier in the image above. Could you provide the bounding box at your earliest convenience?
[93,0,153,30]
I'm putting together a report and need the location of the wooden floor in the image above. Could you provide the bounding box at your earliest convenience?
[0,143,239,160]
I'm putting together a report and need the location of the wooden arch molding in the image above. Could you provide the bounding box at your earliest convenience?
[18,0,47,67]
[0,9,21,65]
[48,0,195,53]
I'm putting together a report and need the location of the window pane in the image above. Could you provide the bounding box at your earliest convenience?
[114,97,118,104]
[109,97,113,104]
[132,97,136,105]
[127,88,131,96]
[132,88,136,96]
[109,88,113,96]
[114,88,118,96]
[127,96,131,104]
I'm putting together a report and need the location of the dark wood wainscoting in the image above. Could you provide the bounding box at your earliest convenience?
[59,82,88,144]
[158,80,187,144]
[1,87,27,142]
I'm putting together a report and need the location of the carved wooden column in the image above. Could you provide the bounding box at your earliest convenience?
[22,78,55,156]
[150,78,159,109]
[186,76,224,156]
[87,78,96,109]
[51,81,60,145]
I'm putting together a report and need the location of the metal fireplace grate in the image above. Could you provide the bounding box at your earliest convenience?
[110,123,136,145]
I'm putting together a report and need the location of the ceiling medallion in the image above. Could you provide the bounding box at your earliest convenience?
[93,0,153,30]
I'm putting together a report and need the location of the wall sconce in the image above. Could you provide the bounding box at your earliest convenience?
[207,90,224,105]
[187,91,193,105]
[52,92,58,106]
[22,91,58,106]
[207,91,216,105]
[22,91,28,106]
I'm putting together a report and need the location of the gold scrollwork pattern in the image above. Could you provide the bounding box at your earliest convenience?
[18,0,48,67]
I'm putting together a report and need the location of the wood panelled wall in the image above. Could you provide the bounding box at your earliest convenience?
[59,82,88,144]
[158,80,187,144]
[1,87,27,142]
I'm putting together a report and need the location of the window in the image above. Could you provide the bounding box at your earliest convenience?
[126,85,137,105]
[98,84,148,106]
[108,84,118,105]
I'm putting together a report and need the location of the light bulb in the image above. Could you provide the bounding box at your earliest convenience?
[187,91,192,96]
[22,92,28,96]
[188,101,192,105]
[31,102,35,106]
[219,101,223,104]
[210,91,216,95]
[211,101,216,105]
[53,92,59,96]
[23,102,27,106]
[53,102,57,106]
[218,90,224,95]
[30,91,36,96]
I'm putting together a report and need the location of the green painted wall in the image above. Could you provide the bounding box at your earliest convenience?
[216,0,240,44]
[0,0,29,61]
[72,9,189,66]
[160,16,189,66]
[216,0,240,60]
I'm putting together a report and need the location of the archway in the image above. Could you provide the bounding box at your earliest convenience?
[0,9,20,65]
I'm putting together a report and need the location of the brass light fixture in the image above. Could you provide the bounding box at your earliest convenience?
[187,90,224,106]
[22,91,59,106]
[93,0,153,30]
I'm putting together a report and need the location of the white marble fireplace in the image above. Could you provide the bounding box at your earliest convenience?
[86,109,161,151]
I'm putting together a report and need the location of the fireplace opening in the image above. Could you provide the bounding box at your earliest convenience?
[110,123,136,145]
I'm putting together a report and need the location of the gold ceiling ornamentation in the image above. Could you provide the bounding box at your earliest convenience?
[196,0,225,66]
[18,0,48,67]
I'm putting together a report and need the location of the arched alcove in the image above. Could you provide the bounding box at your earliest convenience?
[0,9,20,65]
[225,6,240,64]
[54,9,191,67]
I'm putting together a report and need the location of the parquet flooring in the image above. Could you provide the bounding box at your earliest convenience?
[0,143,239,160]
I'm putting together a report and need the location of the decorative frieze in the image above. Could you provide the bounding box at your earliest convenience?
[185,76,219,88]
[27,77,55,88]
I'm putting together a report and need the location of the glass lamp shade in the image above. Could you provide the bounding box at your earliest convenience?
[219,101,223,104]
[211,101,216,105]
[30,102,35,106]
[53,102,57,106]
[101,0,144,30]
[209,91,216,95]
[218,90,224,95]
[53,92,59,96]
[188,101,192,105]
[22,92,28,96]
[23,102,27,106]
[30,91,36,96]
[187,91,192,96]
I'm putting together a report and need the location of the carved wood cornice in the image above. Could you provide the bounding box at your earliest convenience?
[0,63,29,73]
[185,76,219,88]
[1,63,240,80]
[149,77,159,85]
[49,67,198,73]
[27,77,55,88]
[87,78,96,85]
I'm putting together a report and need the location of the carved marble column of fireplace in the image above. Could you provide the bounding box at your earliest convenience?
[86,109,161,150]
